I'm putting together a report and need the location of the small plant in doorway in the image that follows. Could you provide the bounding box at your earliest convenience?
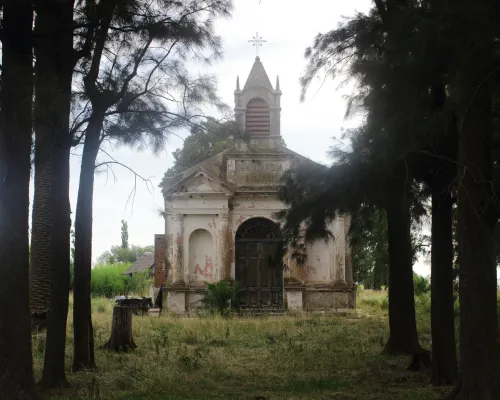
[200,279,244,316]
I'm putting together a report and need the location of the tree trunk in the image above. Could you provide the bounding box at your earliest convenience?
[30,128,52,329]
[454,84,500,399]
[430,187,457,385]
[103,307,137,352]
[73,118,103,371]
[30,0,75,388]
[383,178,421,355]
[0,1,38,399]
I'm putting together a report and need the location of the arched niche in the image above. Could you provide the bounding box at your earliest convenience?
[245,98,270,135]
[189,229,214,282]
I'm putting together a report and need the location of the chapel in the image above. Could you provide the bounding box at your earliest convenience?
[153,56,356,312]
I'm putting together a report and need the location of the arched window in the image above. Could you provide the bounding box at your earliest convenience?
[245,98,270,135]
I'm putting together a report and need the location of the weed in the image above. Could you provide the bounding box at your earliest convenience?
[183,329,199,345]
[200,279,244,315]
[177,344,208,369]
[381,296,389,310]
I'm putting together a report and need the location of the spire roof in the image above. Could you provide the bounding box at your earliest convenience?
[243,56,274,91]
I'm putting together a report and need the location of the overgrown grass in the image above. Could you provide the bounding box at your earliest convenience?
[33,290,451,400]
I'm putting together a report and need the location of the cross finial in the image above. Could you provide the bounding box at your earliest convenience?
[249,32,266,57]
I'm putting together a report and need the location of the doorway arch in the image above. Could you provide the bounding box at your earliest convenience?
[235,218,283,308]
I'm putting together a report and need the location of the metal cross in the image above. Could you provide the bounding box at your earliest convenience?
[249,32,266,57]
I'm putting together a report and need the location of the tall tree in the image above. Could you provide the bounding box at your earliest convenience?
[29,0,89,327]
[295,5,424,355]
[159,118,238,187]
[32,0,77,388]
[0,1,38,398]
[72,0,232,371]
[450,1,500,395]
[121,220,129,249]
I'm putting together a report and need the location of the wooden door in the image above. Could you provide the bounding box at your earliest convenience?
[235,241,283,308]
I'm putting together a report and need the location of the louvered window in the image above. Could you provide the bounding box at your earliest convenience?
[245,98,270,135]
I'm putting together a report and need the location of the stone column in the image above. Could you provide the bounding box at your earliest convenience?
[217,213,230,280]
[334,215,347,287]
[171,213,184,284]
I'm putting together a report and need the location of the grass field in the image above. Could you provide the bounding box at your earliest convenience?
[33,290,453,400]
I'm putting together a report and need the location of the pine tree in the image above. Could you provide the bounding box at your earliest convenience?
[71,0,233,371]
[0,1,38,398]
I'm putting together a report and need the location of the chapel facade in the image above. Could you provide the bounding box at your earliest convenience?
[153,56,356,312]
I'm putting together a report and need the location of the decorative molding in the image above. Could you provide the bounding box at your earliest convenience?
[172,213,183,222]
[218,213,229,222]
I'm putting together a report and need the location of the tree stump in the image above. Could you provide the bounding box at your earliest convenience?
[103,306,137,352]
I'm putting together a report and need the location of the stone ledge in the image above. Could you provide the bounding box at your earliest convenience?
[164,282,188,292]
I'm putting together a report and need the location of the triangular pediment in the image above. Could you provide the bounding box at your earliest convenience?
[164,168,234,196]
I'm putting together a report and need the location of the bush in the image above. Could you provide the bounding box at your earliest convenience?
[200,280,244,315]
[126,271,151,297]
[415,293,431,315]
[413,273,430,296]
[91,263,129,297]
[91,263,151,297]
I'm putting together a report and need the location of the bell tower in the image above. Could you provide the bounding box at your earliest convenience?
[234,56,282,138]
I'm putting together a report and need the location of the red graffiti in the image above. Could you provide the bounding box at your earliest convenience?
[194,255,214,280]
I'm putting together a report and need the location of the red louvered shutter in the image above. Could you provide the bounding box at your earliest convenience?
[246,98,270,135]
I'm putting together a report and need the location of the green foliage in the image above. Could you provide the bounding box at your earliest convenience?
[159,118,240,188]
[413,273,430,296]
[121,220,129,249]
[350,206,389,289]
[91,263,130,297]
[415,293,431,315]
[97,244,153,265]
[200,279,244,316]
[90,263,151,297]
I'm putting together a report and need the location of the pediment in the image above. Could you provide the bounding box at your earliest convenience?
[164,168,234,196]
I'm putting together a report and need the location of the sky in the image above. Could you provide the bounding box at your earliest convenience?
[58,0,430,276]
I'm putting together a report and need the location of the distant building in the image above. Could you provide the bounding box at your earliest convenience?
[154,57,355,313]
[123,252,154,276]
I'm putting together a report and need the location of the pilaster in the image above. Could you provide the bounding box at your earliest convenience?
[333,215,348,288]
[171,213,184,284]
[217,213,230,280]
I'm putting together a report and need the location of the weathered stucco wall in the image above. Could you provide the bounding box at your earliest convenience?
[170,195,229,215]
[226,157,293,190]
[188,229,215,282]
[163,199,349,290]
[303,241,331,282]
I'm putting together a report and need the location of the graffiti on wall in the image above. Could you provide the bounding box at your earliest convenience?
[193,255,214,280]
